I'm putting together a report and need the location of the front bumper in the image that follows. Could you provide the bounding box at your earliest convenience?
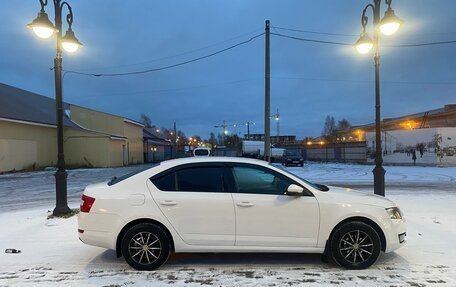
[384,218,407,253]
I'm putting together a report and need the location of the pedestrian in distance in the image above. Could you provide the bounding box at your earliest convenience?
[412,149,417,166]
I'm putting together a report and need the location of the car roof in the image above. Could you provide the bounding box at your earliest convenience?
[159,156,269,168]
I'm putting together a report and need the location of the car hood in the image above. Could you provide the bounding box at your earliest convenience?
[324,185,396,208]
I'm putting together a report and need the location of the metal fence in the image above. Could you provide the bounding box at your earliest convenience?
[280,142,367,163]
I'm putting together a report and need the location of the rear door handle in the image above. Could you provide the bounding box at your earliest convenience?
[160,200,177,206]
[236,202,254,207]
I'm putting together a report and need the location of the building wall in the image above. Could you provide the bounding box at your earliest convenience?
[70,105,124,136]
[0,120,56,172]
[109,139,125,167]
[64,129,113,168]
[123,122,144,164]
[437,127,456,166]
[70,105,144,165]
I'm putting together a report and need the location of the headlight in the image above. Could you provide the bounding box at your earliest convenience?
[386,207,402,220]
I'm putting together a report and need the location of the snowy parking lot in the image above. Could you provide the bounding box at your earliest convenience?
[0,162,455,286]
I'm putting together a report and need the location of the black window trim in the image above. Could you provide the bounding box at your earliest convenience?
[150,161,313,196]
[150,162,231,193]
[225,162,314,196]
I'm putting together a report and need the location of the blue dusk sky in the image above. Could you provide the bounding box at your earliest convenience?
[1,0,455,139]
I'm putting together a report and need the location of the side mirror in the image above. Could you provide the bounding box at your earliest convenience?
[285,184,304,196]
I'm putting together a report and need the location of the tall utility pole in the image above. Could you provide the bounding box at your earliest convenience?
[245,121,254,140]
[264,20,271,162]
[173,121,177,158]
[272,108,280,137]
[214,120,229,145]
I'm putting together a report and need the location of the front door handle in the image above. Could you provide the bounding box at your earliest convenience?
[160,200,177,206]
[236,202,254,207]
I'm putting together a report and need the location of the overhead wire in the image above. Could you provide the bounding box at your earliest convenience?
[61,32,264,77]
[270,32,456,47]
[75,28,264,72]
[271,25,357,37]
[60,27,456,80]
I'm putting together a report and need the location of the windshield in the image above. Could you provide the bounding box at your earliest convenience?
[273,164,329,191]
[285,150,301,156]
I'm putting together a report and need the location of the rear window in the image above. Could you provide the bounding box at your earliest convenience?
[108,164,159,186]
[152,166,224,192]
[194,149,210,156]
[152,172,176,191]
[285,150,301,156]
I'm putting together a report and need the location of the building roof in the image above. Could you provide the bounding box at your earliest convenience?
[0,83,144,135]
[143,127,173,145]
[341,104,456,134]
[0,83,78,128]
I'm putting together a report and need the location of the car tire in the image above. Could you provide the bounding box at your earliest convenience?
[330,221,381,269]
[121,223,171,271]
[300,163,304,167]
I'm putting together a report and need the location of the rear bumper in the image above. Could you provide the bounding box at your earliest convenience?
[78,212,125,250]
[79,229,116,249]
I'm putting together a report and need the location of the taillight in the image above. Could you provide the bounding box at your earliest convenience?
[80,194,95,213]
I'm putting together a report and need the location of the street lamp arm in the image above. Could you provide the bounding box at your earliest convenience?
[39,0,48,12]
[60,2,74,30]
[385,0,393,9]
[361,4,375,30]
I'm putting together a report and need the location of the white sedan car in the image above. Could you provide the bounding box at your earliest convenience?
[78,157,406,270]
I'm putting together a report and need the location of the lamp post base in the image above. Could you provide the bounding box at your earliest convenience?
[372,165,386,196]
[53,169,71,216]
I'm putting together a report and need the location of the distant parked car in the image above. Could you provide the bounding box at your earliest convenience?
[444,147,455,156]
[282,149,304,166]
[79,157,406,271]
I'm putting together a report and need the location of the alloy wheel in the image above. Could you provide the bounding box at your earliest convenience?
[128,231,162,265]
[338,229,374,264]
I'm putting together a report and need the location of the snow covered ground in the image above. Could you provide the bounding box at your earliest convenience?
[0,162,455,286]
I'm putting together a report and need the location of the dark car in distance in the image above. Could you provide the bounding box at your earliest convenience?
[282,149,304,167]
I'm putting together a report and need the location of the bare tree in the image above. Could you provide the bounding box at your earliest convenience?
[322,115,336,140]
[139,114,153,128]
[337,118,351,131]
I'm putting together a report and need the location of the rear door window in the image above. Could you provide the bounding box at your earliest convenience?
[176,167,224,192]
[152,166,225,193]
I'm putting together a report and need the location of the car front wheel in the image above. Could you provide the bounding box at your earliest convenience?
[121,223,171,270]
[330,221,381,269]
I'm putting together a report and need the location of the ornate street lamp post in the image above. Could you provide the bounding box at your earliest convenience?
[28,0,83,215]
[354,0,402,196]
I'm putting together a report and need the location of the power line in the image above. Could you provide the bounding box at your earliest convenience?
[62,33,264,77]
[271,31,456,47]
[60,30,456,79]
[270,32,351,46]
[75,28,264,72]
[273,76,456,85]
[271,25,357,37]
[272,25,456,38]
[384,40,456,47]
[81,79,260,97]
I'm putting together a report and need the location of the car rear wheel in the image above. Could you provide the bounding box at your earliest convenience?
[330,221,381,269]
[121,223,170,270]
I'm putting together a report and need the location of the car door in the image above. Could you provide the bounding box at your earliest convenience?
[229,164,319,247]
[149,164,235,246]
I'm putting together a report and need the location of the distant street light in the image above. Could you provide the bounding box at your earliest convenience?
[27,0,83,216]
[354,0,402,197]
